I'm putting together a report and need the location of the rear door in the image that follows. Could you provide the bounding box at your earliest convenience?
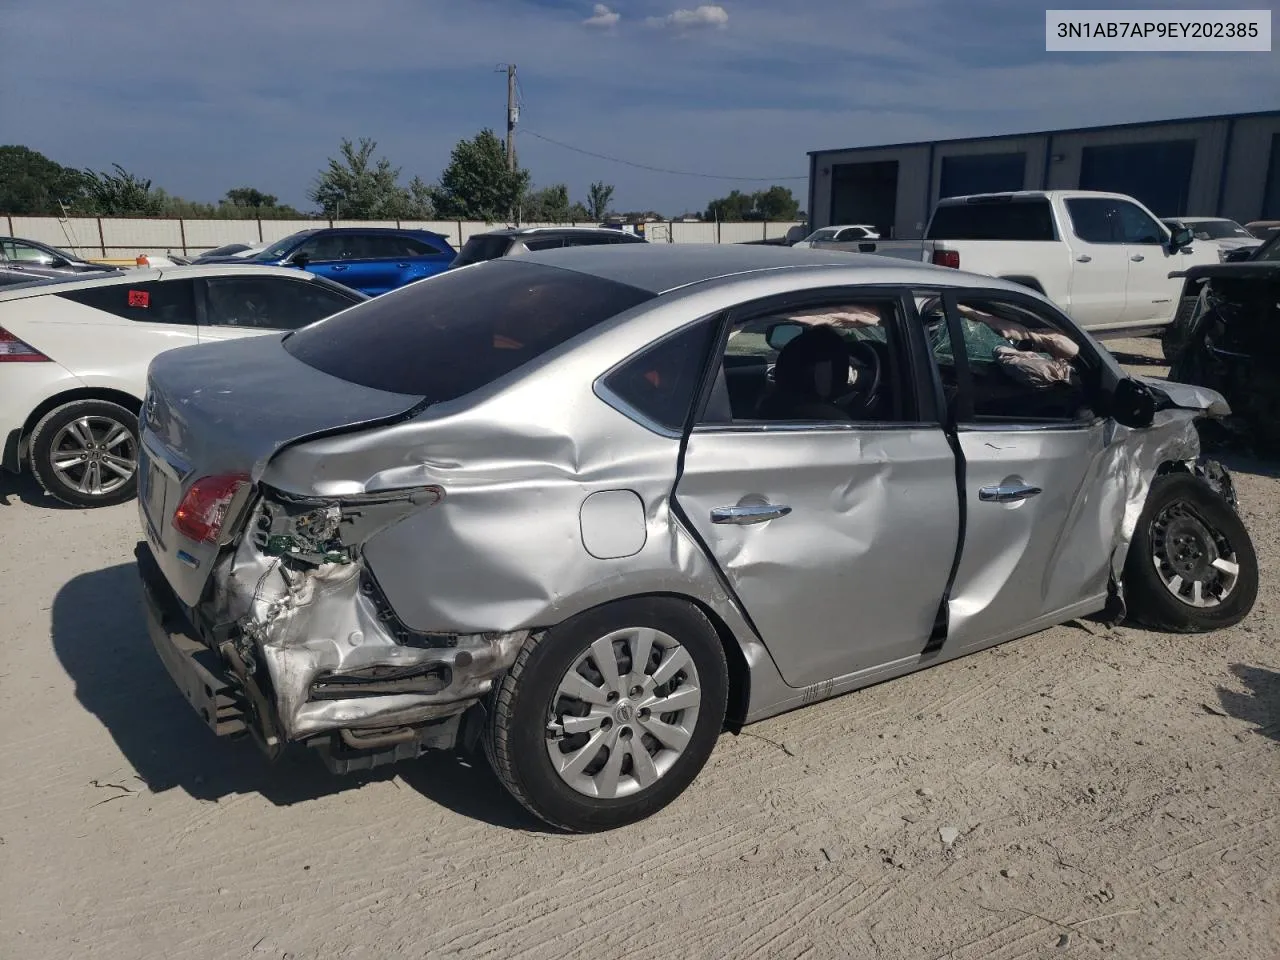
[672,288,960,688]
[918,287,1115,650]
[197,274,361,341]
[1061,196,1132,329]
[391,234,453,285]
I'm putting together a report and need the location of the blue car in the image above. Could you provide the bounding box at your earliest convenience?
[203,227,456,296]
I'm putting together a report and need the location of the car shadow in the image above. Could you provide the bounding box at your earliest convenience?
[0,468,79,509]
[51,562,551,830]
[1213,451,1280,481]
[1218,665,1280,744]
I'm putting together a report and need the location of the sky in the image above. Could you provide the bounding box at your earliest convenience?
[2,0,1278,216]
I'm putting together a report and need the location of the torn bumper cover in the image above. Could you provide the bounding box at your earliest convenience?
[135,494,529,763]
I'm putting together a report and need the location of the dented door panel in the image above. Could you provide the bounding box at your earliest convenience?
[674,425,960,688]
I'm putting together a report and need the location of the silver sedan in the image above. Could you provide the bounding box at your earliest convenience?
[135,245,1258,832]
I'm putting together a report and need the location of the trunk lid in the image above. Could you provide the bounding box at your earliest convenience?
[139,334,423,607]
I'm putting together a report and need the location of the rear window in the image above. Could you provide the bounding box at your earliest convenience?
[283,260,656,400]
[927,199,1056,242]
[452,235,515,267]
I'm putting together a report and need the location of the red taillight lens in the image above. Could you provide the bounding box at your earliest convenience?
[0,326,51,362]
[172,474,250,543]
[932,249,961,269]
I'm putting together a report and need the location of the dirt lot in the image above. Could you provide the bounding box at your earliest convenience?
[1,338,1277,960]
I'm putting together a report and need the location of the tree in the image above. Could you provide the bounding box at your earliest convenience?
[0,146,91,215]
[753,185,801,221]
[309,137,414,219]
[84,163,163,216]
[402,176,436,219]
[224,187,279,209]
[431,129,529,222]
[523,184,571,222]
[568,201,591,221]
[586,181,614,221]
[704,185,800,221]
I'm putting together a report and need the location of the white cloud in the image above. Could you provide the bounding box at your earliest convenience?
[646,5,729,30]
[582,4,620,28]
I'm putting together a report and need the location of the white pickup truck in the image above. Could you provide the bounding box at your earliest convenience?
[859,190,1218,337]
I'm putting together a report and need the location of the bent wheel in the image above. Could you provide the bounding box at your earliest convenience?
[485,598,728,832]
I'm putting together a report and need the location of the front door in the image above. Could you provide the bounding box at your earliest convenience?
[920,289,1116,649]
[1113,198,1181,326]
[673,289,960,688]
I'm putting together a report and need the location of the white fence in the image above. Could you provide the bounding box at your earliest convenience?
[3,215,808,260]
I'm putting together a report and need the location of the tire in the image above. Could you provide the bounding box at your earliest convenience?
[1123,472,1258,633]
[1161,296,1199,364]
[485,597,729,832]
[28,399,141,508]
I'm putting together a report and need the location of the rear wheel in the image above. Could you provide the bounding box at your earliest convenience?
[1123,473,1257,632]
[485,597,728,832]
[28,399,140,507]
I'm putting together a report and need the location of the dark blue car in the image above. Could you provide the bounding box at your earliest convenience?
[203,227,456,296]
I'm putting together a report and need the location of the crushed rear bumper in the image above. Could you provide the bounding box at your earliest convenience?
[135,538,528,771]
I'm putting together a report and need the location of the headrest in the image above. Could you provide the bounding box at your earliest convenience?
[773,326,850,401]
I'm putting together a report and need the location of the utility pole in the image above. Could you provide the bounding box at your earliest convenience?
[505,63,518,172]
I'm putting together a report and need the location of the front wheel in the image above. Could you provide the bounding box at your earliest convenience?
[1123,472,1258,632]
[485,598,728,832]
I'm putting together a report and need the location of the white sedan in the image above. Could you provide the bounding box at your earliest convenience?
[0,265,365,507]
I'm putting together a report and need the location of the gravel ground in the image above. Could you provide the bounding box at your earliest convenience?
[1,337,1277,960]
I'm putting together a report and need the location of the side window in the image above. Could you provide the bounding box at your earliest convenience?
[7,241,55,264]
[1065,197,1121,244]
[598,318,719,434]
[703,296,911,425]
[399,236,443,257]
[57,279,196,324]
[566,234,621,247]
[203,276,353,330]
[922,292,1095,423]
[296,234,349,262]
[1114,201,1165,245]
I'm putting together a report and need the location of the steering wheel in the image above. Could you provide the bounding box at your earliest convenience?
[834,339,882,413]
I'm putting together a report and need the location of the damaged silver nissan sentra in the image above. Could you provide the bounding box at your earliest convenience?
[135,244,1257,832]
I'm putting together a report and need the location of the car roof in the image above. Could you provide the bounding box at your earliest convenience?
[0,263,323,302]
[316,226,447,236]
[474,226,636,238]
[519,242,983,295]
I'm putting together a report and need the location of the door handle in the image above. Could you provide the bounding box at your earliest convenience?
[1131,254,1145,262]
[396,263,410,268]
[1076,254,1092,263]
[331,265,347,271]
[711,503,792,525]
[979,483,1042,503]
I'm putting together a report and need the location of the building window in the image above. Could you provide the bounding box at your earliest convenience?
[1078,139,1196,218]
[938,152,1027,199]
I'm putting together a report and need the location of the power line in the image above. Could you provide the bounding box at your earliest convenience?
[521,129,807,182]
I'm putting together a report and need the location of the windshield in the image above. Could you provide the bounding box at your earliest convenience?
[803,229,838,242]
[284,259,655,400]
[1190,220,1252,240]
[255,231,317,261]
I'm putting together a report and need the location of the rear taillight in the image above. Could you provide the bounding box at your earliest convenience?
[932,249,961,269]
[173,474,250,543]
[0,326,51,362]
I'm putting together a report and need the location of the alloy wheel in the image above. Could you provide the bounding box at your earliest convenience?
[48,415,137,497]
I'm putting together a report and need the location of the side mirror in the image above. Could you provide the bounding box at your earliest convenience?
[765,321,805,351]
[1169,227,1194,251]
[1110,378,1156,429]
[289,252,310,268]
